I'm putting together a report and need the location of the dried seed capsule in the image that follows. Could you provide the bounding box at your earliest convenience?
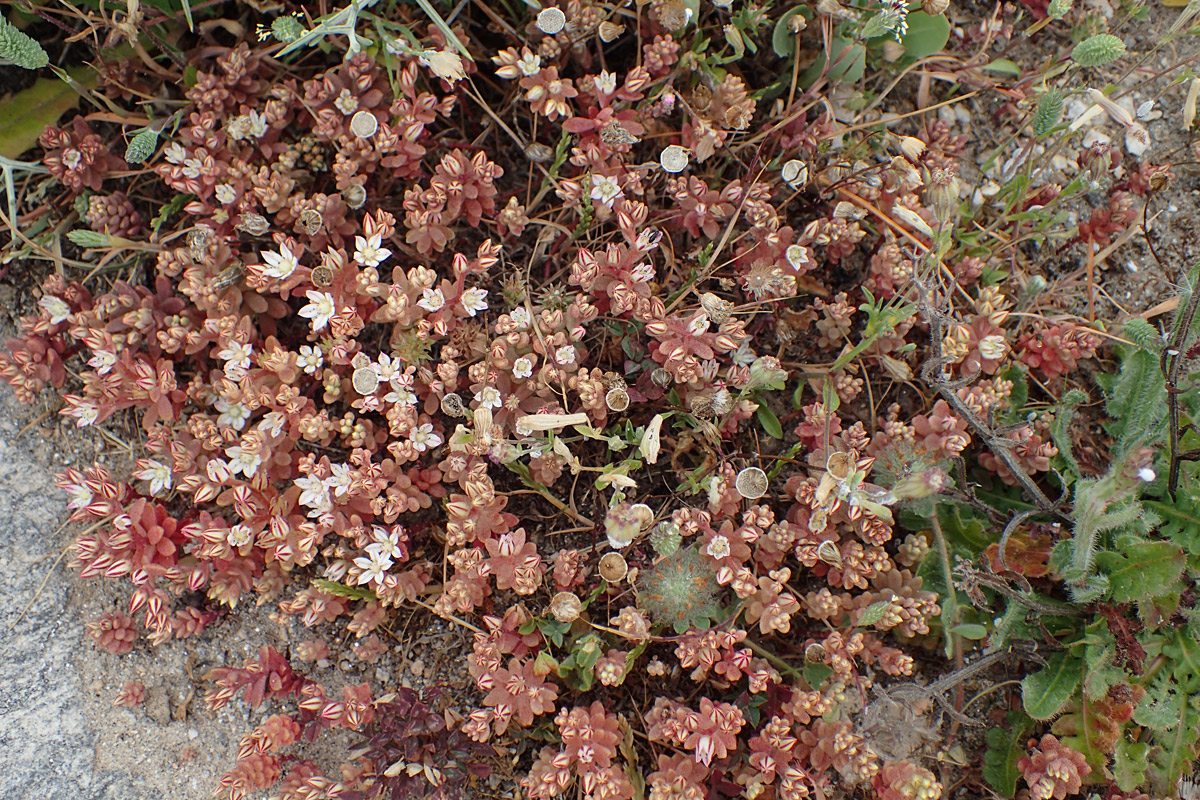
[921,0,949,13]
[341,184,367,209]
[310,264,335,288]
[237,212,271,236]
[816,540,843,569]
[598,20,624,41]
[651,368,672,388]
[440,392,466,417]
[698,292,733,325]
[599,552,628,583]
[605,386,630,412]
[710,387,733,416]
[735,466,768,499]
[352,367,380,395]
[536,7,567,33]
[525,142,554,163]
[781,159,808,188]
[630,503,654,530]
[213,263,246,290]
[350,110,379,139]
[187,227,212,261]
[659,145,690,173]
[550,591,582,623]
[805,642,826,662]
[600,122,639,146]
[299,208,323,237]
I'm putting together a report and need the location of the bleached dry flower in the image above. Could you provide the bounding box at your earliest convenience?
[551,592,583,622]
[536,6,567,33]
[641,414,664,464]
[660,145,690,173]
[735,466,768,499]
[420,49,467,83]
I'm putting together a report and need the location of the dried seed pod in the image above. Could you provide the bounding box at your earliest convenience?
[600,122,639,146]
[816,540,843,569]
[656,0,689,29]
[833,201,866,220]
[187,227,212,261]
[651,368,673,388]
[536,6,567,33]
[805,642,826,662]
[690,392,715,419]
[599,552,628,583]
[735,466,768,499]
[237,212,270,236]
[350,110,379,139]
[781,159,808,188]
[630,503,654,530]
[659,144,690,173]
[826,451,854,482]
[341,184,367,209]
[352,367,380,395]
[550,591,582,623]
[598,20,624,41]
[921,0,949,13]
[440,393,466,417]
[698,292,733,325]
[605,386,630,412]
[525,142,554,163]
[299,208,323,237]
[711,387,733,416]
[213,262,246,290]
[310,264,335,288]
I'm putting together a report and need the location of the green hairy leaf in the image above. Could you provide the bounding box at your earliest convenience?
[66,229,114,248]
[0,17,49,70]
[1032,89,1064,138]
[1094,538,1184,602]
[124,128,159,164]
[983,712,1032,797]
[312,578,378,601]
[1123,318,1163,353]
[1022,651,1084,720]
[1047,0,1073,17]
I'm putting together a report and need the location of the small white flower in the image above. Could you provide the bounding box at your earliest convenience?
[164,142,188,165]
[513,357,535,379]
[594,70,617,96]
[226,445,263,478]
[371,526,407,560]
[555,345,577,365]
[705,535,731,560]
[325,463,354,497]
[261,243,299,280]
[295,475,330,510]
[372,353,402,383]
[66,401,99,428]
[182,157,203,179]
[134,460,173,495]
[227,524,253,548]
[215,399,250,430]
[217,341,254,375]
[297,345,324,374]
[475,386,503,409]
[215,183,237,205]
[245,109,268,139]
[258,411,287,437]
[1138,467,1156,483]
[384,383,417,406]
[687,312,710,335]
[410,423,443,452]
[38,295,72,324]
[88,350,117,375]
[978,335,1008,361]
[62,149,83,169]
[418,287,446,313]
[517,51,542,77]
[354,547,394,585]
[510,307,532,329]
[353,233,391,267]
[785,244,811,270]
[590,174,623,208]
[334,87,358,115]
[299,291,337,331]
[459,287,489,317]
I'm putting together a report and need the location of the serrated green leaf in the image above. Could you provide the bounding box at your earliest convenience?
[1147,490,1200,555]
[1105,347,1166,455]
[66,229,113,248]
[756,405,783,439]
[1023,651,1084,720]
[1033,88,1064,139]
[1048,0,1073,17]
[124,127,159,164]
[0,17,49,69]
[983,712,1032,797]
[1094,540,1184,602]
[1145,686,1200,791]
[858,600,891,627]
[0,66,96,159]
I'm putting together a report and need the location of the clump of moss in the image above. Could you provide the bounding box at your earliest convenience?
[637,547,721,634]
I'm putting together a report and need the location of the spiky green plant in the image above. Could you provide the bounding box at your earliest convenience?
[0,17,49,70]
[637,547,721,634]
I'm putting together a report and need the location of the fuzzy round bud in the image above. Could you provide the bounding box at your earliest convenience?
[350,111,379,139]
[735,466,768,499]
[536,7,567,33]
[599,552,629,583]
[550,591,582,623]
[660,145,690,173]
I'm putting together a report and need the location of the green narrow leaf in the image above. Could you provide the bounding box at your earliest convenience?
[0,66,96,159]
[950,623,989,639]
[1022,651,1084,720]
[181,0,194,31]
[312,578,378,601]
[756,405,784,439]
[124,127,159,164]
[983,712,1032,797]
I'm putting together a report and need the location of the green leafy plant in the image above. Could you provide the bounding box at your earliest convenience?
[637,547,722,634]
[0,16,49,70]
